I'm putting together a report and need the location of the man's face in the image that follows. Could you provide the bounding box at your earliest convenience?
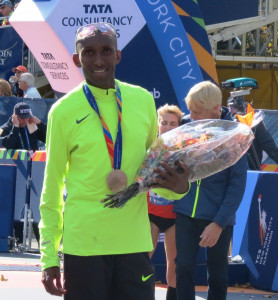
[73,32,121,89]
[18,79,27,91]
[158,112,180,135]
[189,104,220,121]
[15,70,24,79]
[17,116,30,127]
[0,5,12,16]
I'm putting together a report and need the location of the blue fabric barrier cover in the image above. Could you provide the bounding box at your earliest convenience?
[233,171,260,255]
[0,27,23,82]
[0,149,32,221]
[240,172,278,291]
[0,165,16,238]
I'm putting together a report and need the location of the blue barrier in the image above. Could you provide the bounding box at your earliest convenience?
[233,171,260,255]
[240,172,278,291]
[0,149,32,221]
[0,165,16,251]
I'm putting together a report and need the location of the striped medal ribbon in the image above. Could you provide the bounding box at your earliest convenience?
[83,83,127,193]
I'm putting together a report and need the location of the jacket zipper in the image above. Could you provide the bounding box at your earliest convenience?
[191,179,201,218]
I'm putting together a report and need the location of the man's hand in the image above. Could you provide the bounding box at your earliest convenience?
[11,114,19,127]
[29,116,41,125]
[41,266,66,297]
[151,161,190,194]
[199,222,222,248]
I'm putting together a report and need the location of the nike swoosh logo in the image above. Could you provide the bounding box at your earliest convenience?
[142,273,154,282]
[76,114,90,124]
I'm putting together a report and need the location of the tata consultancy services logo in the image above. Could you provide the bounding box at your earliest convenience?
[255,194,274,266]
[55,0,146,52]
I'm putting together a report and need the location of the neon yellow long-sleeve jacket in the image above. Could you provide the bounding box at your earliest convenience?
[39,80,184,270]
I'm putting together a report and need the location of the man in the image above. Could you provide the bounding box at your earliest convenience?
[40,22,189,300]
[9,65,28,97]
[0,102,46,151]
[228,96,278,170]
[0,102,46,246]
[19,72,41,98]
[175,81,248,300]
[0,0,13,26]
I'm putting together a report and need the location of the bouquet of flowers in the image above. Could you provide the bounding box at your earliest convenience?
[101,118,256,208]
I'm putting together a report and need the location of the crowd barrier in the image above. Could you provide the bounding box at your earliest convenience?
[240,171,278,291]
[0,149,32,222]
[0,149,42,251]
[0,165,16,251]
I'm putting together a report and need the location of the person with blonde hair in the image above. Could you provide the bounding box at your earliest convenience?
[175,81,248,300]
[148,103,184,300]
[0,79,13,96]
[185,81,222,121]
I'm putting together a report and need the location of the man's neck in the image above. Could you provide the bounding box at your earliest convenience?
[86,80,115,90]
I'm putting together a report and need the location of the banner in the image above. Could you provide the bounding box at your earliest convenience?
[9,0,215,113]
[0,27,23,81]
[173,0,218,85]
[134,0,203,112]
[240,172,278,291]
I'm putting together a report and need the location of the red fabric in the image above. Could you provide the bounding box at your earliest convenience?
[147,192,176,219]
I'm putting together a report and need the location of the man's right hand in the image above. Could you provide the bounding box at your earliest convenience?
[11,114,19,127]
[41,266,67,297]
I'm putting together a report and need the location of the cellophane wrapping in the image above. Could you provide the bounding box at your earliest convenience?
[102,118,257,208]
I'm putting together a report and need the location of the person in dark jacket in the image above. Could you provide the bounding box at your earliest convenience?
[175,81,248,300]
[0,102,46,151]
[228,96,278,170]
[0,102,46,247]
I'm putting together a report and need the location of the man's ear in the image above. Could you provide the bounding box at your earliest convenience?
[73,53,81,68]
[116,50,121,65]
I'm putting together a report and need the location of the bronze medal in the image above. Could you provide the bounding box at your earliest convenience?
[107,170,127,193]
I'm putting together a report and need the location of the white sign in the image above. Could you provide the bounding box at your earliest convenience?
[10,0,146,93]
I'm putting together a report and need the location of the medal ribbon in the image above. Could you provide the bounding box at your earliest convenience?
[18,127,31,150]
[83,83,122,169]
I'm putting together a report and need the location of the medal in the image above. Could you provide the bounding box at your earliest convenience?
[83,82,127,192]
[106,169,128,193]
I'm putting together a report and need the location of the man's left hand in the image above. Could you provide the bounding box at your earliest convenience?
[199,222,222,248]
[151,161,190,194]
[29,116,41,125]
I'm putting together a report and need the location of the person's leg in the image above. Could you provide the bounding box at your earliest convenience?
[207,225,233,300]
[149,220,160,258]
[166,286,177,300]
[176,214,203,300]
[32,222,40,244]
[63,254,113,300]
[113,252,155,300]
[164,224,177,300]
[14,221,23,245]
